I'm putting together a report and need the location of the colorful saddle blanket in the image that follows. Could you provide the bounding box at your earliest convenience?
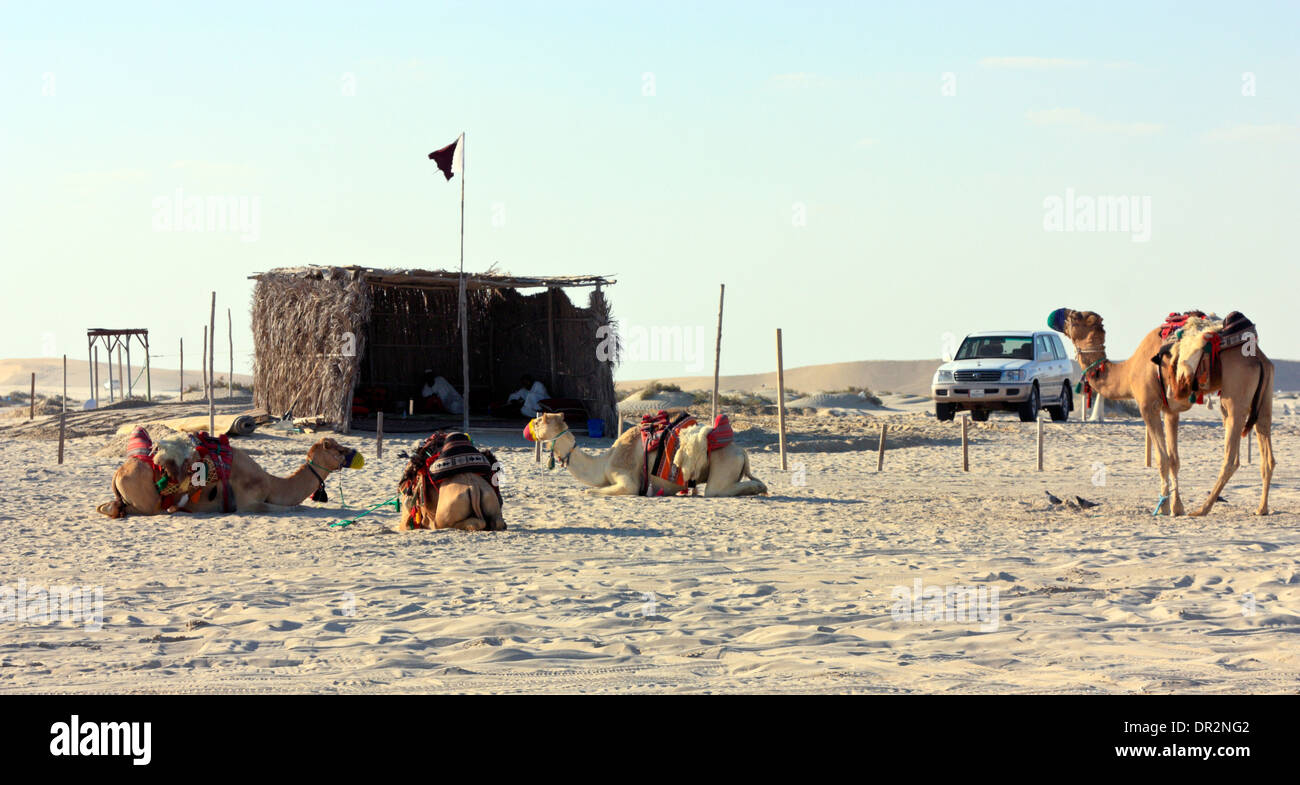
[193,431,236,512]
[399,432,501,527]
[637,411,698,495]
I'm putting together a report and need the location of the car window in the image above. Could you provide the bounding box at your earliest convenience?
[955,336,1034,360]
[1036,336,1053,360]
[1052,335,1068,360]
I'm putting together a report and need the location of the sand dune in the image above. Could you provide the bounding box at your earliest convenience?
[617,358,1300,399]
[0,358,252,400]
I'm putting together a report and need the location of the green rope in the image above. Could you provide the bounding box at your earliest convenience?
[329,496,400,528]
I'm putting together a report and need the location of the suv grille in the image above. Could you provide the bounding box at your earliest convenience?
[954,370,1002,382]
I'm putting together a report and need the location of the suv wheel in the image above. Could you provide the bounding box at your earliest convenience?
[970,409,990,422]
[1048,383,1071,422]
[935,402,956,421]
[1018,383,1040,422]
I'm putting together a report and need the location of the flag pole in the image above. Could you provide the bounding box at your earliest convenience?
[458,133,470,432]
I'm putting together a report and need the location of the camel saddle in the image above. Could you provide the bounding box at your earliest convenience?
[193,431,237,512]
[122,427,219,512]
[1152,311,1257,405]
[399,432,501,522]
[637,411,697,496]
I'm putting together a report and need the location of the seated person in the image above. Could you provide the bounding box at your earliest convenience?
[417,369,464,415]
[506,374,550,418]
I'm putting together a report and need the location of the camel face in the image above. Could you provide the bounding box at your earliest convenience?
[525,413,567,442]
[307,438,365,472]
[1049,308,1106,353]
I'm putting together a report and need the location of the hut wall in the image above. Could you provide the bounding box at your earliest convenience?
[251,270,371,427]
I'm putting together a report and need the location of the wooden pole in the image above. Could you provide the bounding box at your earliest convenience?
[776,328,788,471]
[1144,428,1151,467]
[179,338,184,401]
[877,423,887,472]
[547,287,557,393]
[1036,417,1044,471]
[29,372,35,419]
[712,284,725,422]
[202,326,208,400]
[376,411,384,459]
[208,292,216,435]
[458,133,470,434]
[106,344,114,403]
[116,347,123,403]
[144,333,151,402]
[86,337,94,404]
[961,413,970,471]
[58,355,66,465]
[408,398,414,417]
[227,308,234,400]
[125,339,132,399]
[93,346,100,404]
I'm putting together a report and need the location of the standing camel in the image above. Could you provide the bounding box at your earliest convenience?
[1048,308,1275,516]
[525,412,767,497]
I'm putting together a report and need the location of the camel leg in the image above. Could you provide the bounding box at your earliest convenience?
[584,472,640,495]
[704,479,768,497]
[1163,411,1185,516]
[1253,388,1276,516]
[1142,407,1175,515]
[1194,404,1246,517]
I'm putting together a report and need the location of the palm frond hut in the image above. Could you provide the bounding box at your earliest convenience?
[249,266,617,432]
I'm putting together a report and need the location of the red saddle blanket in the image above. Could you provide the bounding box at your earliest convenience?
[637,412,734,495]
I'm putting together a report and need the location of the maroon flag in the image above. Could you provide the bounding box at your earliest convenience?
[428,134,464,180]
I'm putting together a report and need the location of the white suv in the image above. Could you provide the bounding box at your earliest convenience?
[932,331,1077,422]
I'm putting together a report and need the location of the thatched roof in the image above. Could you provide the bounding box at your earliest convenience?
[250,265,614,292]
[250,266,618,433]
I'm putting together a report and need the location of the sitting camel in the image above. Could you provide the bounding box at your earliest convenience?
[525,412,767,497]
[98,434,364,517]
[397,432,505,531]
[1049,308,1275,516]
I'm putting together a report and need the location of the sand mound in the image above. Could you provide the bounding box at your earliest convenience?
[787,392,882,411]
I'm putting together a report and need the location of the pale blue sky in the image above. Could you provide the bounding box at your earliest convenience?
[2,1,1297,382]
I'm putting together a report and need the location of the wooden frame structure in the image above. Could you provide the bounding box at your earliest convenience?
[86,328,150,404]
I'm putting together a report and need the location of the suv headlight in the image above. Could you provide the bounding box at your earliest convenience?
[935,370,953,383]
[1003,370,1025,381]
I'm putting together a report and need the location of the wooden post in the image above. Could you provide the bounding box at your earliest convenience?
[877,423,887,472]
[1036,417,1044,472]
[125,339,132,399]
[1144,428,1152,467]
[534,434,542,463]
[86,338,94,404]
[376,411,384,459]
[29,372,35,419]
[227,308,233,400]
[116,346,123,403]
[712,284,725,422]
[202,326,208,400]
[144,333,151,402]
[179,338,184,401]
[776,328,788,471]
[408,399,414,417]
[93,346,100,404]
[208,292,216,435]
[58,355,66,465]
[961,413,970,471]
[547,287,557,393]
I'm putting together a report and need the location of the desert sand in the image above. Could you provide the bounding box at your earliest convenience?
[1,379,1297,694]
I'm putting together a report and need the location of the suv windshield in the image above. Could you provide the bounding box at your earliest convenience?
[955,336,1035,361]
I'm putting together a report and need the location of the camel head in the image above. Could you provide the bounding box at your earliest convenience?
[524,412,568,443]
[307,438,365,472]
[1048,308,1106,353]
[152,435,197,486]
